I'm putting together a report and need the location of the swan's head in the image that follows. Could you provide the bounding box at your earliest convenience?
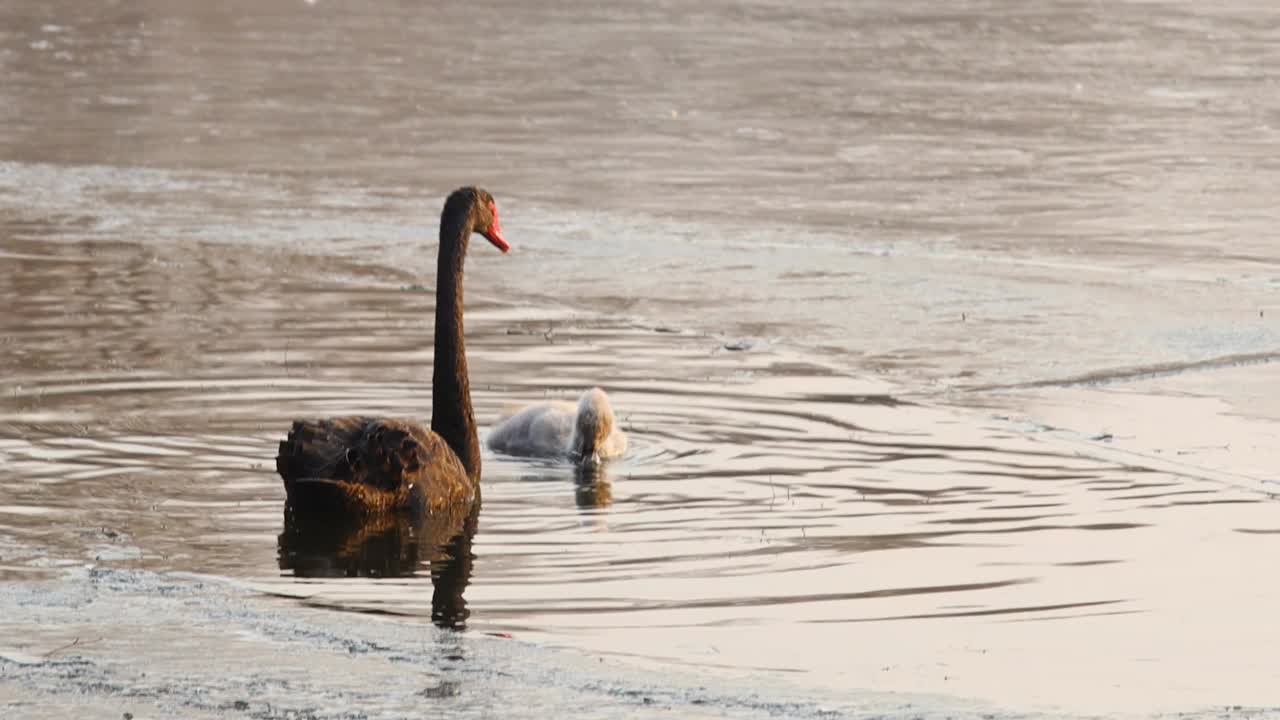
[447,186,510,253]
[570,387,616,465]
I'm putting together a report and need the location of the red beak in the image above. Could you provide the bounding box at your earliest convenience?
[482,227,510,253]
[482,202,510,253]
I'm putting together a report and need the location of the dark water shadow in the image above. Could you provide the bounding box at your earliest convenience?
[277,500,479,629]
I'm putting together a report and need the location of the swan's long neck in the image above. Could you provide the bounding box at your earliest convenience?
[431,203,481,482]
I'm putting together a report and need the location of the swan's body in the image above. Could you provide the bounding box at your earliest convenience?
[276,187,509,515]
[488,387,627,463]
[277,417,472,515]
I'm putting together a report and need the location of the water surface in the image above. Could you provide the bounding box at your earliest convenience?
[2,0,1279,716]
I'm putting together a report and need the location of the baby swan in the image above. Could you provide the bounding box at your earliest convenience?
[488,387,627,464]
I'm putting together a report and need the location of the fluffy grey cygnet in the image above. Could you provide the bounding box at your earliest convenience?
[487,387,627,464]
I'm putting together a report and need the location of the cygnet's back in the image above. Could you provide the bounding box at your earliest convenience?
[486,400,577,458]
[487,387,626,463]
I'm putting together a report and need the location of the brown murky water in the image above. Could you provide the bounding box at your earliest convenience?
[2,1,1280,716]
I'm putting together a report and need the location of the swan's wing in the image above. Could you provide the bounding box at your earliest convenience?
[347,419,440,491]
[528,406,575,454]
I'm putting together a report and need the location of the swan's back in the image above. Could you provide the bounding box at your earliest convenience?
[277,417,474,515]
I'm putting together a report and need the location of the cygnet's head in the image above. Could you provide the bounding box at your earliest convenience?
[569,387,616,465]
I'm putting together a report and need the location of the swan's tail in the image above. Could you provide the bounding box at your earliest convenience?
[276,417,369,486]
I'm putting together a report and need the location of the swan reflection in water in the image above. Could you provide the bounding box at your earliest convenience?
[277,501,478,629]
[277,462,612,630]
[514,461,615,513]
[572,462,613,510]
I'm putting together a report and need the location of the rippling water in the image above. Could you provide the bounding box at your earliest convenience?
[2,233,1277,712]
[2,0,1280,716]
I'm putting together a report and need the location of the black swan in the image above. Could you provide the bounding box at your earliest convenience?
[276,187,509,515]
[487,387,627,464]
